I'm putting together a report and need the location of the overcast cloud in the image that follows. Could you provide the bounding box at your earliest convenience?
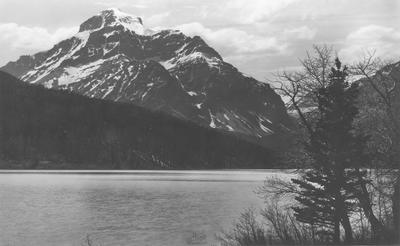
[0,0,399,80]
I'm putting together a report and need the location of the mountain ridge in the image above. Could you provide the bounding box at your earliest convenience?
[1,8,291,145]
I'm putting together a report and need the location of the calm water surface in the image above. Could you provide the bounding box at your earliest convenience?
[0,170,294,246]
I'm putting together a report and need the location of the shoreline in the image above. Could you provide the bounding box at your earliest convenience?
[0,169,296,174]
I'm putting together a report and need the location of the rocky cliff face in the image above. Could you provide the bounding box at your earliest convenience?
[1,8,291,145]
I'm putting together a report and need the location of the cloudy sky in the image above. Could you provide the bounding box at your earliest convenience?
[0,0,399,80]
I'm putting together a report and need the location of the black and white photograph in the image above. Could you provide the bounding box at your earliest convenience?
[0,0,399,245]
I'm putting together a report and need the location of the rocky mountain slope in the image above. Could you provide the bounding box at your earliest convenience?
[1,8,291,145]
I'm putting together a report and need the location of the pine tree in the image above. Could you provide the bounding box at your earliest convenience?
[292,58,369,244]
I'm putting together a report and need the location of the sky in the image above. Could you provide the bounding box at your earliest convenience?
[0,0,399,81]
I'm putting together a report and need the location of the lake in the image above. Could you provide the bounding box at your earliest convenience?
[0,170,294,246]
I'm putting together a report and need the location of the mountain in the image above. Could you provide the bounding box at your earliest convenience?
[0,71,280,169]
[1,8,291,145]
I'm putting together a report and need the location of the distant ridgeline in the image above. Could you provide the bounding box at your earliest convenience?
[0,71,282,169]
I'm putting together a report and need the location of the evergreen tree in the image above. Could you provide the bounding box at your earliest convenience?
[292,58,369,244]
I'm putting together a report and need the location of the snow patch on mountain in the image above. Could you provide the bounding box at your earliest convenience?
[58,59,105,86]
[159,60,175,70]
[187,91,198,96]
[209,110,217,128]
[103,42,119,55]
[254,114,274,134]
[102,84,116,98]
[259,121,273,134]
[103,30,118,38]
[160,51,221,70]
[101,8,154,36]
[21,38,86,83]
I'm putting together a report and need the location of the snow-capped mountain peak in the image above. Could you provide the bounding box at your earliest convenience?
[1,8,291,146]
[79,8,153,35]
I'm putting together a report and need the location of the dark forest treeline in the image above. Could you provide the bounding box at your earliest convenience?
[0,71,280,169]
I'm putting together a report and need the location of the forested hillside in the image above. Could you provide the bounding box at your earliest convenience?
[0,71,280,169]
